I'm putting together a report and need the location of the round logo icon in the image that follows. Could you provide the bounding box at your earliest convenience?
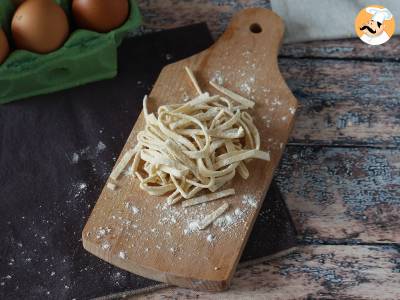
[355,5,395,45]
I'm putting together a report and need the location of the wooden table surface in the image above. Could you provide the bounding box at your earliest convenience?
[128,1,400,299]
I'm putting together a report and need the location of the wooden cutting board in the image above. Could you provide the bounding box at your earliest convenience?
[82,8,297,291]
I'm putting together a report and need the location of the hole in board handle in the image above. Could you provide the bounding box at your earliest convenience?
[249,23,262,33]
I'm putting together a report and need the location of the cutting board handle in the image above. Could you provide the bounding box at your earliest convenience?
[216,8,285,58]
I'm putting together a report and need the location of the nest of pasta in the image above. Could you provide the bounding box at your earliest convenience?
[108,67,270,229]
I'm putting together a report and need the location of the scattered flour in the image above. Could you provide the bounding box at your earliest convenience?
[118,251,127,259]
[242,50,251,57]
[101,242,110,250]
[125,202,140,214]
[71,153,79,164]
[239,82,251,95]
[238,73,256,96]
[210,71,224,85]
[98,228,106,237]
[206,234,214,243]
[213,201,253,232]
[97,141,106,153]
[96,226,111,239]
[181,91,190,102]
[271,97,282,106]
[242,194,258,208]
[70,140,106,165]
[262,87,271,94]
[71,182,87,199]
[184,221,200,235]
[234,208,244,217]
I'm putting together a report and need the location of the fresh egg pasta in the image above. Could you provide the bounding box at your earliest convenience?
[109,67,270,228]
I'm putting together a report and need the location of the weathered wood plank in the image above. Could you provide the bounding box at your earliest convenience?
[135,245,400,299]
[276,146,400,243]
[279,58,400,146]
[280,37,400,61]
[138,1,400,60]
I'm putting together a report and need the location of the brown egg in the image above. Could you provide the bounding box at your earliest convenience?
[0,28,10,64]
[72,0,129,33]
[12,0,69,54]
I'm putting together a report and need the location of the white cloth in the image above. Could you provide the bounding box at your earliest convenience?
[360,31,390,45]
[271,0,399,44]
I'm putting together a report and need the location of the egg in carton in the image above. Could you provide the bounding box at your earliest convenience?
[0,0,141,105]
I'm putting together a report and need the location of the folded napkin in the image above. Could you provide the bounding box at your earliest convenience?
[271,0,399,43]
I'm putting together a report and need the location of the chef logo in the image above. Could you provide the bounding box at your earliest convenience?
[355,5,395,45]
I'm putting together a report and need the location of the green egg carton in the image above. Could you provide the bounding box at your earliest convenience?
[0,0,141,104]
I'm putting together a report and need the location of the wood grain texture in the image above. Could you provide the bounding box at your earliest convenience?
[280,36,400,61]
[134,245,400,300]
[276,146,400,243]
[83,8,298,291]
[138,0,400,61]
[280,58,400,147]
